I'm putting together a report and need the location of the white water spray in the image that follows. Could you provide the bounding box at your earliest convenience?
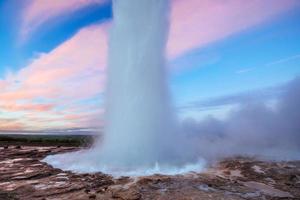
[100,0,176,167]
[44,0,204,176]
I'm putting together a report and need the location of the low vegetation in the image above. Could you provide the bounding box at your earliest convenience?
[0,134,95,147]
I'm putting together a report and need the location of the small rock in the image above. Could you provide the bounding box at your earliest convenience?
[96,187,107,193]
[289,174,297,182]
[89,194,96,199]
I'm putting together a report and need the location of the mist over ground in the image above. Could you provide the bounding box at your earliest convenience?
[181,77,300,161]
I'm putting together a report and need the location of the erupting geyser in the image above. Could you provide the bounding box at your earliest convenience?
[44,0,204,176]
[101,0,176,167]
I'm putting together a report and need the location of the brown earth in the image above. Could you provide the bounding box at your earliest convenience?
[0,146,299,200]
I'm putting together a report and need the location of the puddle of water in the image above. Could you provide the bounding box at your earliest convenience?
[197,184,216,192]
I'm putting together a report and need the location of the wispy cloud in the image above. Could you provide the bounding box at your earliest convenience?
[0,118,25,131]
[180,84,285,111]
[235,53,300,74]
[0,24,108,130]
[0,103,54,112]
[21,0,108,41]
[265,54,300,67]
[168,0,299,58]
[20,0,298,56]
[235,68,255,74]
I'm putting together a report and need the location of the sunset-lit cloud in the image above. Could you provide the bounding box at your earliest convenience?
[21,0,108,41]
[0,24,108,130]
[0,102,54,112]
[0,118,25,131]
[168,0,299,58]
[1,0,299,131]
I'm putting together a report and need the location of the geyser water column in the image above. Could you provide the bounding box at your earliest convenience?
[100,0,176,168]
[43,0,205,176]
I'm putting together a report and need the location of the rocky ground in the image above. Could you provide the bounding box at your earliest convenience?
[0,146,299,200]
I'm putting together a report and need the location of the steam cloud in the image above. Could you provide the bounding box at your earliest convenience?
[44,0,299,176]
[181,77,300,161]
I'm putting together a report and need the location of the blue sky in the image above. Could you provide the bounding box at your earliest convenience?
[171,6,300,119]
[0,0,299,131]
[0,0,112,76]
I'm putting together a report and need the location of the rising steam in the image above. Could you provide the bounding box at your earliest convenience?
[181,77,300,161]
[44,0,300,176]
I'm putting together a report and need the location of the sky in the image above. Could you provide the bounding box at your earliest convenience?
[0,0,300,134]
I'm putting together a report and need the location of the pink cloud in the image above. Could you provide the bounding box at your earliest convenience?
[21,0,108,41]
[63,108,104,128]
[20,0,298,58]
[0,24,108,130]
[167,0,299,58]
[15,24,107,100]
[3,0,298,131]
[0,103,54,112]
[0,119,25,131]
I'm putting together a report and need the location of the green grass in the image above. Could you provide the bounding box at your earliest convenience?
[0,134,95,147]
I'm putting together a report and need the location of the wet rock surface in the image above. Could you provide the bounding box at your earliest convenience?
[0,146,299,200]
